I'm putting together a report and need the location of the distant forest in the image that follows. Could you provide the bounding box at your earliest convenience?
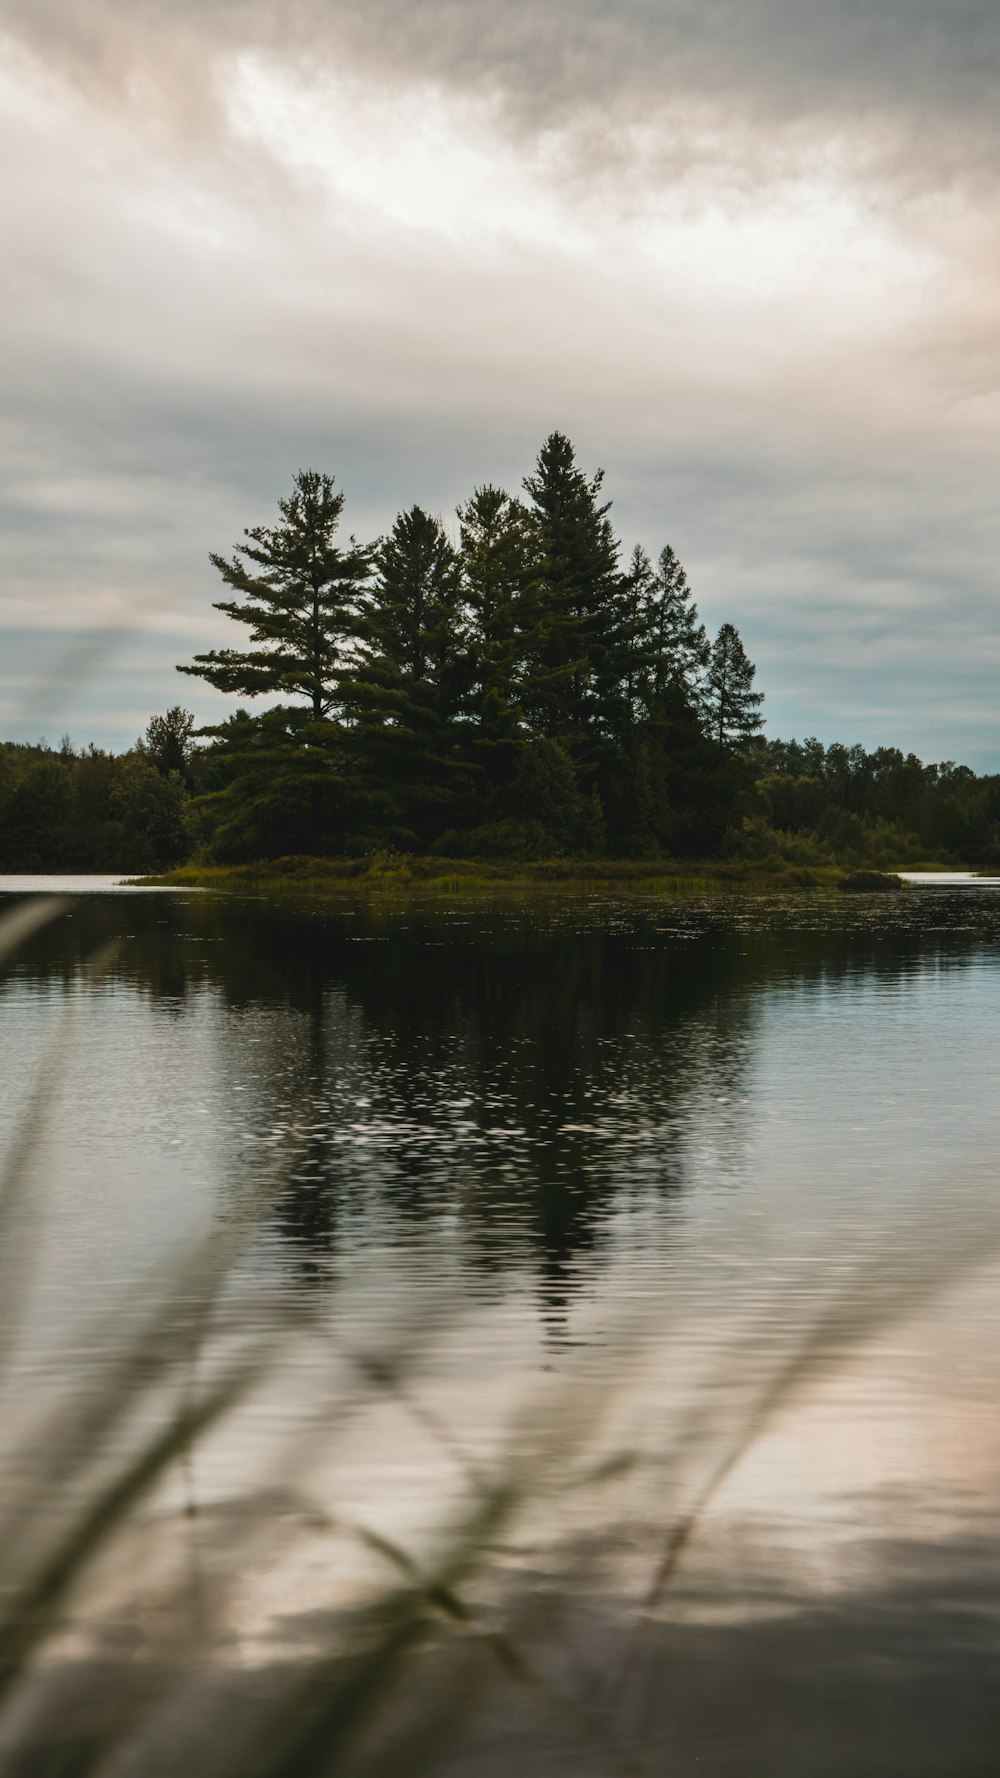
[3,433,1000,871]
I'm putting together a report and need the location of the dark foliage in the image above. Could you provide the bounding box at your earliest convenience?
[752,737,1000,868]
[6,434,1000,872]
[136,706,197,780]
[178,470,373,720]
[171,434,766,862]
[705,622,764,750]
[0,740,189,872]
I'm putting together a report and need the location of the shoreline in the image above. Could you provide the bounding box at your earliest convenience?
[132,855,935,896]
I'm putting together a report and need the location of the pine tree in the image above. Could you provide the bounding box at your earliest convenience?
[347,506,469,845]
[184,705,386,861]
[457,485,531,736]
[362,508,462,683]
[177,471,372,721]
[705,623,765,749]
[621,545,656,718]
[519,432,624,741]
[645,545,710,713]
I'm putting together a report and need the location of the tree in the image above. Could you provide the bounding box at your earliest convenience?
[346,507,470,846]
[458,485,531,736]
[705,623,764,750]
[183,705,396,861]
[645,546,710,713]
[359,506,465,702]
[519,432,624,741]
[138,707,196,778]
[177,471,372,720]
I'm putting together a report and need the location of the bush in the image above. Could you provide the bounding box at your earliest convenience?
[839,869,903,893]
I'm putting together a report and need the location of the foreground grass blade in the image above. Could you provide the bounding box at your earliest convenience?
[0,897,69,971]
[614,1197,1000,1705]
[0,1341,273,1710]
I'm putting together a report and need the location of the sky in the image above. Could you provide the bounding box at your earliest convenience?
[1,0,999,765]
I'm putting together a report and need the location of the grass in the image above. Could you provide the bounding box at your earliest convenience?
[140,853,851,898]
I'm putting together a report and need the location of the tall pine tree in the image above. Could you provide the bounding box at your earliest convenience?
[519,433,624,742]
[621,545,656,720]
[347,506,469,845]
[705,622,765,749]
[458,485,530,737]
[644,545,710,714]
[178,471,372,720]
[360,506,464,697]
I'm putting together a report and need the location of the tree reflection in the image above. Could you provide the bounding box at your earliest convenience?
[6,886,994,1315]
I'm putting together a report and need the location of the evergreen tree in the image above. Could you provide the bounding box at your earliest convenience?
[645,546,710,713]
[458,485,531,735]
[360,505,465,705]
[519,433,624,741]
[184,705,396,861]
[621,545,656,719]
[177,471,372,720]
[705,623,765,749]
[347,507,469,846]
[164,442,786,860]
[460,737,592,859]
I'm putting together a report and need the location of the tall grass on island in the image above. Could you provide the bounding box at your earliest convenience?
[141,851,911,898]
[2,896,999,1776]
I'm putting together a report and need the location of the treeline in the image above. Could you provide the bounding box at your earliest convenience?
[178,432,764,860]
[5,727,1000,874]
[751,738,1000,868]
[0,717,192,873]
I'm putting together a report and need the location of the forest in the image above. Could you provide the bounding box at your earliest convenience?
[3,433,1000,871]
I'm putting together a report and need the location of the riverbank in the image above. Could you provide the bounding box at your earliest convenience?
[138,854,932,896]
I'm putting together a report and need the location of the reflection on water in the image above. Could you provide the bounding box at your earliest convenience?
[3,881,1000,1772]
[4,883,1000,1310]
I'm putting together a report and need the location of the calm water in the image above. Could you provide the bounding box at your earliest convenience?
[3,878,1000,1309]
[3,877,1000,1767]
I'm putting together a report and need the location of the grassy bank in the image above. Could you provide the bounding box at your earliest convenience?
[141,853,873,896]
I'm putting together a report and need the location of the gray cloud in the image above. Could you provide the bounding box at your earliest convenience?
[4,0,1000,181]
[1,0,998,766]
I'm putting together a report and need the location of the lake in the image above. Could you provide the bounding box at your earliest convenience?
[3,875,1000,1773]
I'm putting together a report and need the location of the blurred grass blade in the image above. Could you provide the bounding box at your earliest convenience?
[0,1211,281,1557]
[0,1340,273,1709]
[0,896,69,970]
[614,1199,1000,1706]
[235,1483,522,1778]
[0,905,95,1372]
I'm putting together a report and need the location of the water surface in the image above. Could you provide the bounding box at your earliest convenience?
[3,878,1000,1766]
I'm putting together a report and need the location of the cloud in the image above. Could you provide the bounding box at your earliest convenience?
[4,0,999,187]
[0,2,998,764]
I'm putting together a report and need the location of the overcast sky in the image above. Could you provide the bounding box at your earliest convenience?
[2,0,999,763]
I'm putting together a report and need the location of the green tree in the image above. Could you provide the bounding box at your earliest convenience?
[0,756,74,869]
[447,737,591,859]
[177,471,372,720]
[705,623,765,750]
[184,706,395,862]
[458,486,531,736]
[346,507,469,847]
[106,755,190,870]
[519,433,624,742]
[645,545,710,713]
[138,707,196,779]
[359,506,465,705]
